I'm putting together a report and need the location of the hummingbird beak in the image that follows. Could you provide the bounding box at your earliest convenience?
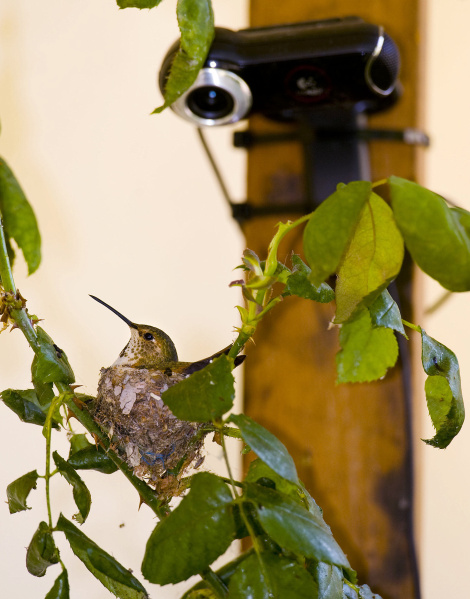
[89,295,138,329]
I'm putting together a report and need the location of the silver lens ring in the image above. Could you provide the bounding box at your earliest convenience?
[171,68,253,126]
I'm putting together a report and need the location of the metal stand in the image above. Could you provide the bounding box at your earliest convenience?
[231,114,429,218]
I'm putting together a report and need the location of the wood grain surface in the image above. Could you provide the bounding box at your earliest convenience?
[243,2,424,597]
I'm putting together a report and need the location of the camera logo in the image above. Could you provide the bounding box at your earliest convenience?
[285,66,331,103]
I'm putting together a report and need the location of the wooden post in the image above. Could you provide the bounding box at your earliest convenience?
[243,2,424,598]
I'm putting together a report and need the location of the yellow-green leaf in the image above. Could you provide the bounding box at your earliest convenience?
[335,193,404,323]
[303,182,372,286]
[336,310,399,383]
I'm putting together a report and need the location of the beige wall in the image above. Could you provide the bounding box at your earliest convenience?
[419,1,470,597]
[0,2,247,597]
[0,2,468,598]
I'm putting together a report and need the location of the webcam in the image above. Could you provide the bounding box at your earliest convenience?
[159,16,401,127]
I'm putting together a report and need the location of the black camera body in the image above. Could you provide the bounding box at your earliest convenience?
[159,16,400,127]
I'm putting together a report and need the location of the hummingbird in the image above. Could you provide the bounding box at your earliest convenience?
[89,295,244,500]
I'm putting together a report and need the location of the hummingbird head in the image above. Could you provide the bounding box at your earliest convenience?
[90,295,178,369]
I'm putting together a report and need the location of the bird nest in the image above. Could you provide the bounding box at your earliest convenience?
[89,365,207,500]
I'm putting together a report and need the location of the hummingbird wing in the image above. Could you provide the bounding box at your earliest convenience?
[180,345,245,376]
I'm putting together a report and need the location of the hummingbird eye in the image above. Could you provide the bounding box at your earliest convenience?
[143,332,154,341]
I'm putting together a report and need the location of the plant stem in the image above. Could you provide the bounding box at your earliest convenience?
[199,424,243,439]
[216,421,239,500]
[0,217,39,351]
[0,221,168,522]
[228,326,254,360]
[200,567,228,598]
[0,218,15,293]
[44,393,67,528]
[264,213,311,276]
[402,319,421,333]
[231,214,312,358]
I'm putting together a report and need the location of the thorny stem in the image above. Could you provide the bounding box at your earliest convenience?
[0,217,39,351]
[0,222,167,520]
[230,214,312,359]
[228,327,253,360]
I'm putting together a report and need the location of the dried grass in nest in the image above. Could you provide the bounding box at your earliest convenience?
[89,365,207,500]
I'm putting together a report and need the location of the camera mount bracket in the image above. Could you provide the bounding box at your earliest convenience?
[197,120,429,225]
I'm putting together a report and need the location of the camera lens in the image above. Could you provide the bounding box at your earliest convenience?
[186,86,235,120]
[170,68,252,126]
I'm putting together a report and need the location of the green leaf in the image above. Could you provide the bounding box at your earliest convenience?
[245,458,306,507]
[308,562,343,599]
[56,514,148,598]
[336,310,399,383]
[283,254,335,303]
[142,472,235,585]
[343,582,383,598]
[6,470,39,513]
[68,447,118,474]
[420,330,465,448]
[45,570,70,599]
[243,249,263,274]
[53,452,91,523]
[0,156,41,274]
[181,549,256,597]
[335,193,404,323]
[389,176,470,291]
[33,379,55,407]
[183,590,217,599]
[244,484,351,572]
[229,414,299,484]
[31,327,75,386]
[162,354,234,421]
[68,433,93,456]
[26,521,60,577]
[1,388,59,428]
[228,552,319,599]
[297,481,329,526]
[154,0,214,112]
[117,0,163,7]
[303,181,372,286]
[368,290,407,337]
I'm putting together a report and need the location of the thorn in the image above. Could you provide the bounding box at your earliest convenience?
[15,289,27,308]
[66,408,78,423]
[69,384,83,391]
[92,433,102,449]
[72,395,87,409]
[9,323,19,332]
